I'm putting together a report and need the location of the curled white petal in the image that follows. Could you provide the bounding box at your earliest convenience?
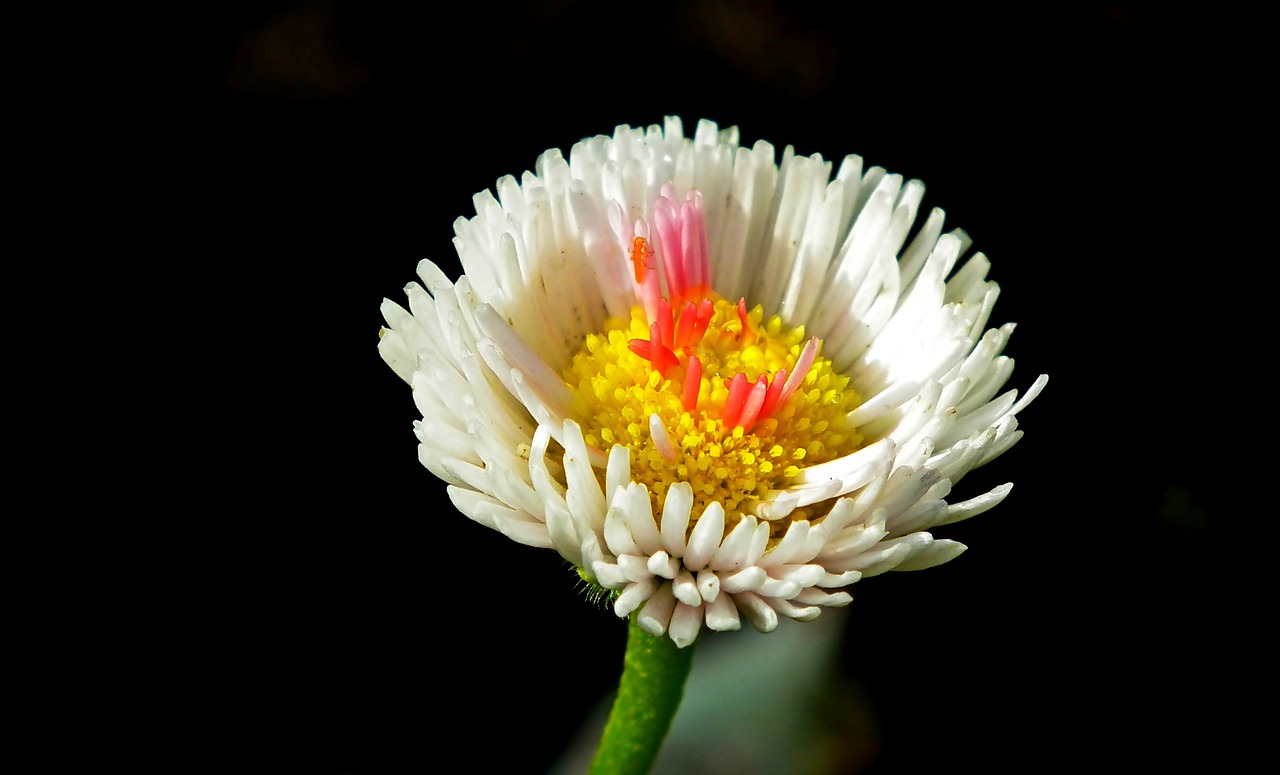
[614,577,658,618]
[636,582,676,636]
[669,602,704,648]
[673,569,701,607]
[704,592,741,631]
[721,566,767,594]
[647,550,680,580]
[697,570,721,603]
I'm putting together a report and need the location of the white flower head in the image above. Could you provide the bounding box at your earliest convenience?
[380,117,1046,648]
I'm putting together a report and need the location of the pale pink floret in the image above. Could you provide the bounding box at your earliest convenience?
[629,220,663,326]
[647,184,711,309]
[781,337,821,401]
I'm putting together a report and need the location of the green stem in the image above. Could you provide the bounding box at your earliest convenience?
[588,617,697,775]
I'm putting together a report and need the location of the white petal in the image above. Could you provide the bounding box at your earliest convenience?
[614,577,658,618]
[603,501,639,557]
[669,602,704,648]
[937,482,1013,527]
[853,534,938,577]
[708,515,760,571]
[697,570,721,603]
[684,501,725,570]
[446,487,551,549]
[820,516,889,560]
[735,591,780,633]
[764,520,811,566]
[605,444,632,506]
[636,582,676,636]
[766,596,822,622]
[770,564,827,588]
[647,550,680,579]
[617,554,651,583]
[721,566,767,594]
[793,588,853,607]
[704,592,741,631]
[620,482,663,555]
[660,482,694,556]
[894,539,967,571]
[592,561,629,589]
[673,568,701,607]
[543,497,581,568]
[757,578,801,599]
[562,420,605,535]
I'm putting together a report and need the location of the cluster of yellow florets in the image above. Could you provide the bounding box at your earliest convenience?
[561,298,863,527]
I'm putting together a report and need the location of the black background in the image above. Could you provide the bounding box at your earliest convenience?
[184,2,1251,772]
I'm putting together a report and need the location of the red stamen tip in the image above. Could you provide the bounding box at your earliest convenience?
[738,374,770,432]
[756,367,787,423]
[656,299,675,351]
[721,372,751,429]
[629,331,678,379]
[737,297,754,341]
[683,355,703,412]
[692,298,713,342]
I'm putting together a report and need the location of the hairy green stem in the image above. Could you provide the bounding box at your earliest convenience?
[588,617,697,775]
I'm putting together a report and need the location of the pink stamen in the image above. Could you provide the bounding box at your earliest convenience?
[649,414,679,462]
[691,298,713,343]
[652,201,684,299]
[673,301,697,349]
[721,372,751,429]
[719,336,823,430]
[632,221,663,326]
[683,355,703,412]
[737,374,770,432]
[679,193,710,300]
[655,298,674,351]
[736,298,754,342]
[756,367,788,422]
[779,337,821,404]
[628,324,679,379]
[650,322,678,376]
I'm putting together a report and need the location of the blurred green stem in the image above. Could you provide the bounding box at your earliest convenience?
[588,617,696,775]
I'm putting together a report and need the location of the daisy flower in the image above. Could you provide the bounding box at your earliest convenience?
[379,117,1046,649]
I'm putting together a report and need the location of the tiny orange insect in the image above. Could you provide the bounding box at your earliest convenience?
[630,236,653,284]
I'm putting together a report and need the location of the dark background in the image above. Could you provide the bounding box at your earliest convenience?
[188,2,1248,772]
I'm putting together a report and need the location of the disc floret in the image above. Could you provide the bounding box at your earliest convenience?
[561,185,863,529]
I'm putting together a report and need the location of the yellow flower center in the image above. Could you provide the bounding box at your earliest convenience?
[561,297,863,532]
